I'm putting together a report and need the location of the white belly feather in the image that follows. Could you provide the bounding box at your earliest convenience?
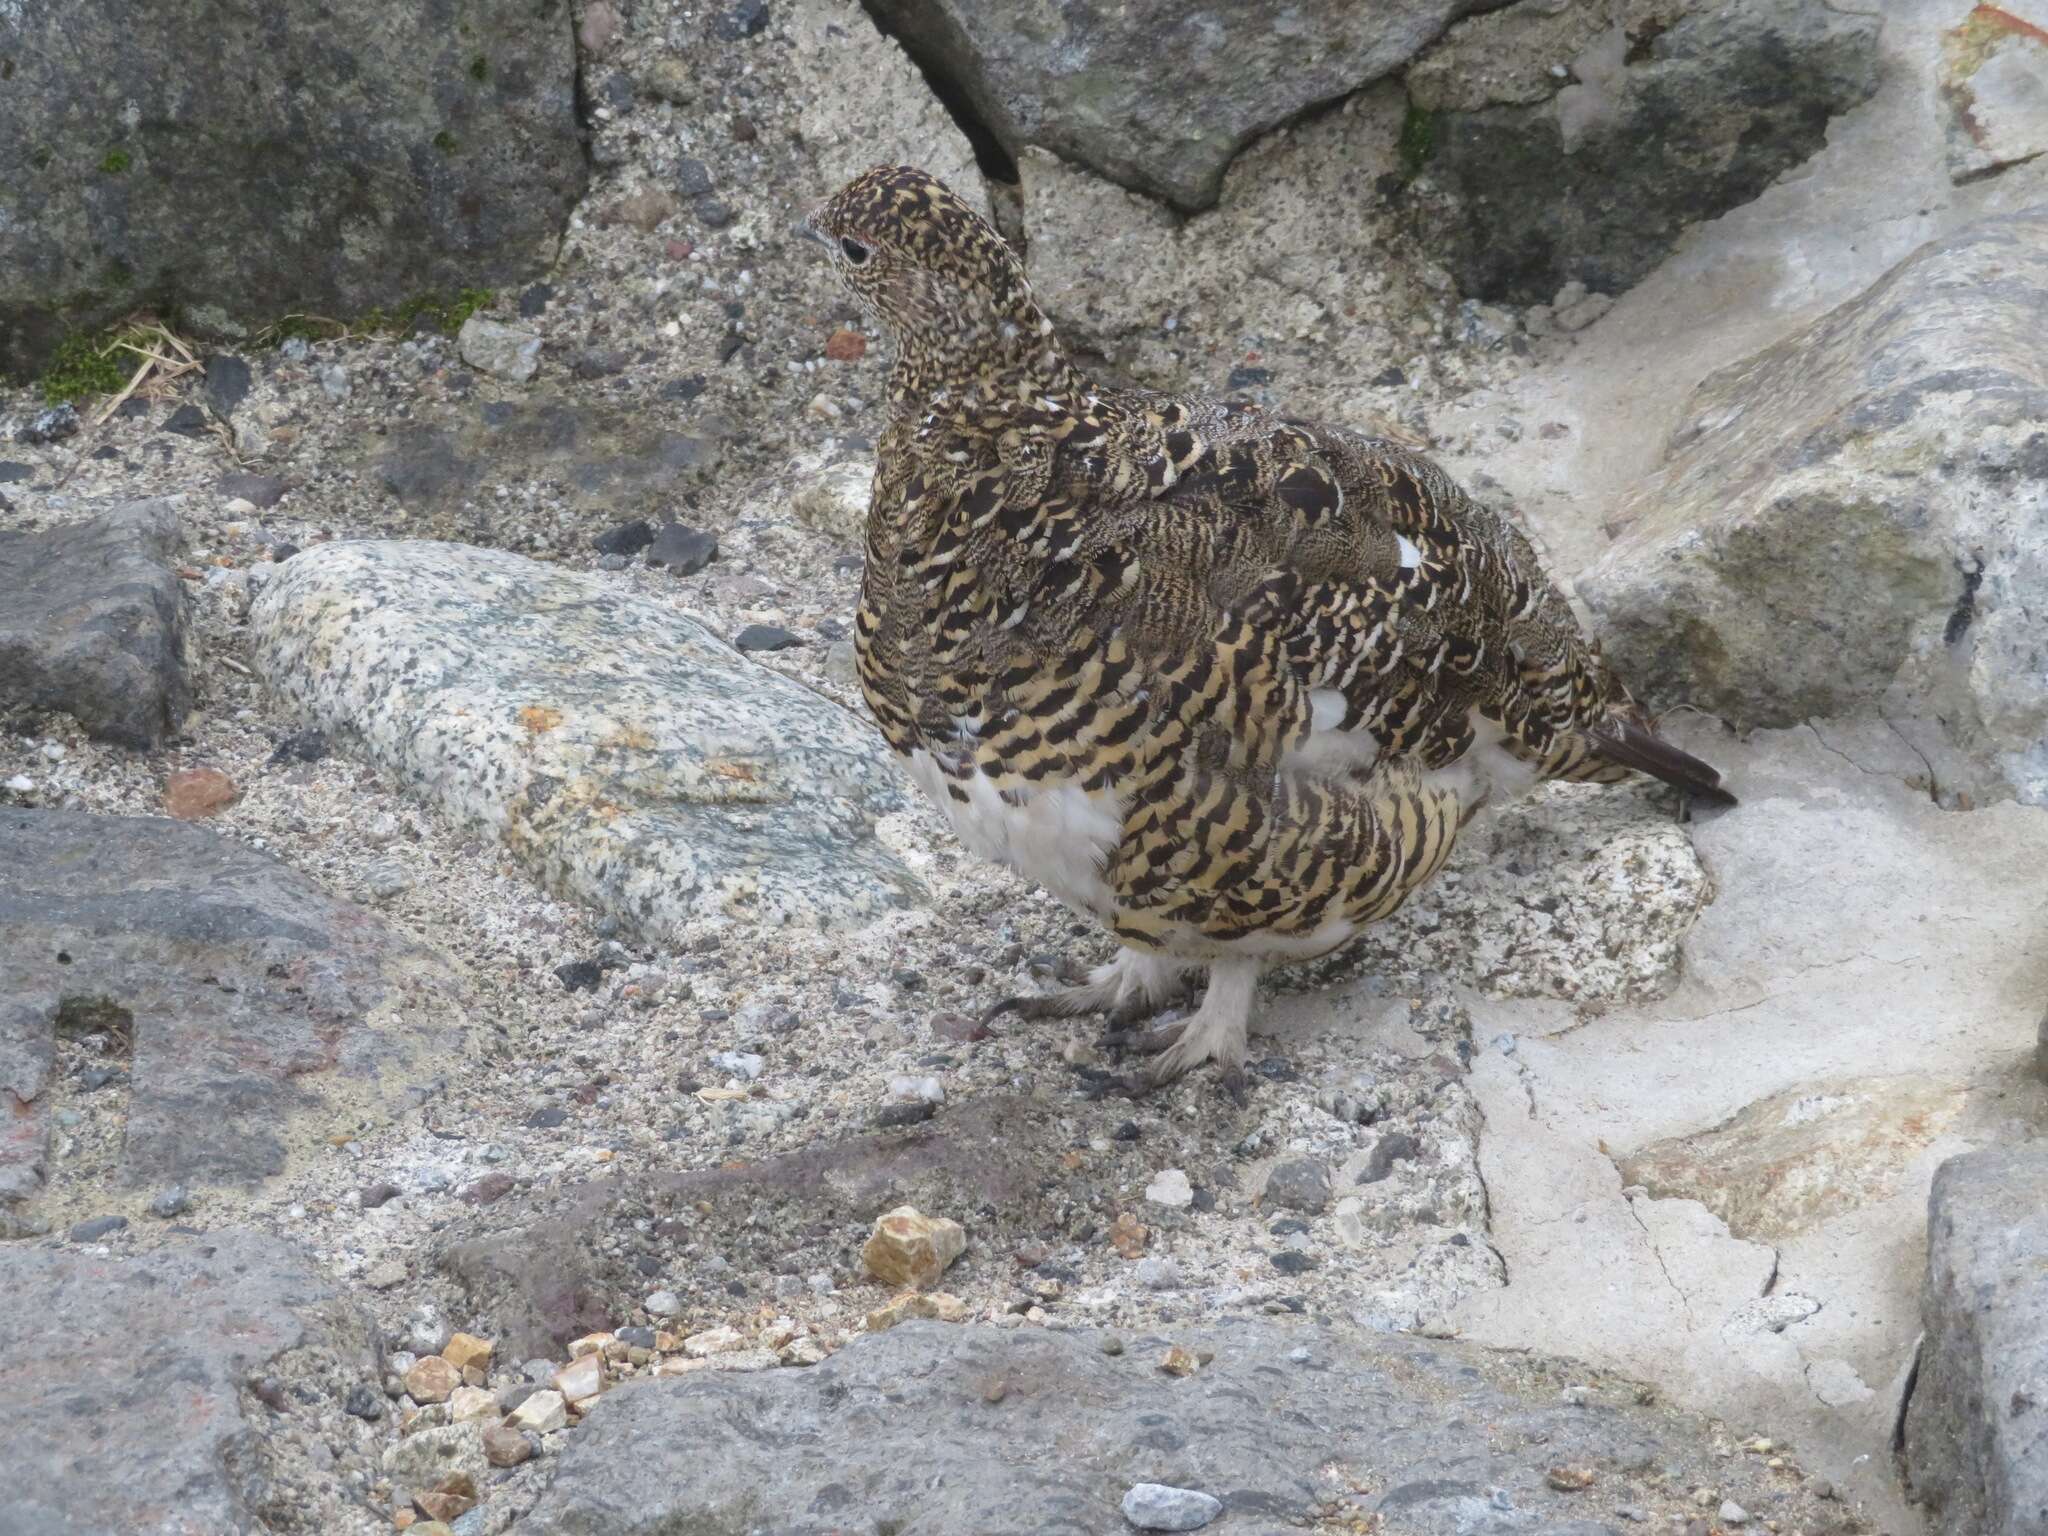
[902,748,1122,915]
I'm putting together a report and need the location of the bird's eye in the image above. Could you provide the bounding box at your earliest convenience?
[840,237,870,266]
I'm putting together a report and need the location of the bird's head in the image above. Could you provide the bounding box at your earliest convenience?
[803,165,1069,405]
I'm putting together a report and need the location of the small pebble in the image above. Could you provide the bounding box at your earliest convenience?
[69,1215,128,1242]
[1144,1168,1193,1209]
[735,623,801,652]
[148,1185,191,1219]
[1120,1482,1222,1532]
[644,1289,682,1317]
[1719,1500,1748,1526]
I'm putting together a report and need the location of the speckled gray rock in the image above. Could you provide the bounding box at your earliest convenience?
[0,1230,382,1535]
[1409,0,1881,302]
[457,315,543,382]
[863,0,1488,209]
[373,392,719,527]
[0,0,584,377]
[0,498,189,747]
[1904,1146,2048,1536]
[1580,207,2048,806]
[249,540,924,935]
[0,809,467,1212]
[518,1318,1820,1534]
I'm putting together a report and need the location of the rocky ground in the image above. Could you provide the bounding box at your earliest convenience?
[5,1,2048,1534]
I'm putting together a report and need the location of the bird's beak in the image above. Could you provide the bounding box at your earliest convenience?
[795,214,832,250]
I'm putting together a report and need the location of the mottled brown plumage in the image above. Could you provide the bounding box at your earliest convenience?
[807,165,1731,1094]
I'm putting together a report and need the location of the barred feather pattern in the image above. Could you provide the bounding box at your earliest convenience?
[815,164,1723,1003]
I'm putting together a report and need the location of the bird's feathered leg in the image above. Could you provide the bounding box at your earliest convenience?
[982,948,1195,1027]
[1109,959,1260,1104]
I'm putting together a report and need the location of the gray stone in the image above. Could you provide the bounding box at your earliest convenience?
[0,1231,381,1533]
[457,315,543,382]
[218,472,288,509]
[0,0,585,378]
[0,498,189,748]
[249,541,924,938]
[203,354,252,418]
[647,522,718,575]
[1121,1482,1221,1531]
[863,0,1490,209]
[1579,207,2048,806]
[372,393,719,527]
[517,1318,1829,1534]
[1263,1158,1332,1215]
[1904,1146,2048,1536]
[0,809,467,1212]
[1409,0,1882,302]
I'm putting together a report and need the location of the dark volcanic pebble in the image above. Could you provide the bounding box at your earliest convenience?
[647,523,718,575]
[734,624,800,653]
[593,519,655,557]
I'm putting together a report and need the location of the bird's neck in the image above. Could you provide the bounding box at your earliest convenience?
[885,294,1086,420]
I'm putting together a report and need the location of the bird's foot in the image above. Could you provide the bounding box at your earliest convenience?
[982,950,1193,1028]
[1096,960,1259,1107]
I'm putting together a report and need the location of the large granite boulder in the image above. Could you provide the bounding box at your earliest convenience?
[0,0,585,378]
[0,810,467,1219]
[1408,0,1882,302]
[1579,206,2048,806]
[520,1317,1847,1533]
[1904,1147,2048,1536]
[862,0,1490,209]
[0,499,189,748]
[0,1231,385,1536]
[248,540,925,936]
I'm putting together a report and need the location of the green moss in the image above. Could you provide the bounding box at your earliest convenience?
[468,54,489,81]
[354,288,495,338]
[433,129,458,154]
[37,330,129,403]
[1398,104,1437,179]
[99,148,131,174]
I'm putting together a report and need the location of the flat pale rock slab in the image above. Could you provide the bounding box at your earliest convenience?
[0,1231,381,1536]
[518,1318,1844,1534]
[1452,722,2048,1517]
[249,540,922,935]
[1905,1146,2048,1536]
[0,809,466,1212]
[0,498,189,747]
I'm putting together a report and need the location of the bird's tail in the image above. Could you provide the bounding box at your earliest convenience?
[1582,714,1737,807]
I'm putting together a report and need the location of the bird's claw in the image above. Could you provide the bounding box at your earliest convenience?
[981,993,1059,1026]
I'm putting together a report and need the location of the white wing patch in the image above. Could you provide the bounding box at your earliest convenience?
[1395,532,1425,570]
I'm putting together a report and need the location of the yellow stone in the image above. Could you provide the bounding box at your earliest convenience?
[567,1331,614,1359]
[860,1205,966,1289]
[1159,1345,1200,1378]
[403,1355,461,1404]
[441,1333,493,1374]
[865,1291,971,1333]
[447,1386,496,1423]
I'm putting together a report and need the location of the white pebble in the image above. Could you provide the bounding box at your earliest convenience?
[1144,1168,1193,1209]
[644,1289,682,1317]
[1719,1500,1748,1526]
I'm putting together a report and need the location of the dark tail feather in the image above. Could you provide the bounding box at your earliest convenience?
[1589,719,1738,808]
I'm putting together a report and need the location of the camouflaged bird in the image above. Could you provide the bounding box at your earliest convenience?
[806,165,1733,1097]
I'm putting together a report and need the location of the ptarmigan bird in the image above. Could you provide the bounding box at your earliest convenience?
[806,164,1733,1097]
